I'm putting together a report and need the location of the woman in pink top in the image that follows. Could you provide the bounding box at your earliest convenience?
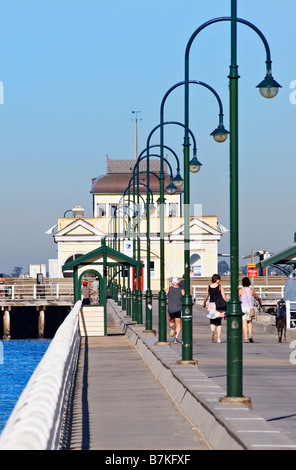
[239,277,262,343]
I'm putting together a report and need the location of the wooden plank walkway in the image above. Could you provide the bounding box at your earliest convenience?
[65,311,211,451]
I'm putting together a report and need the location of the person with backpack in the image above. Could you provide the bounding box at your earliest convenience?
[165,277,184,344]
[203,274,227,343]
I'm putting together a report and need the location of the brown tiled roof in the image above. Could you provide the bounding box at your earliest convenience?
[90,158,180,194]
[107,157,165,174]
[91,172,175,194]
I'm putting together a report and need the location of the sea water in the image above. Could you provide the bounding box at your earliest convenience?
[0,339,51,433]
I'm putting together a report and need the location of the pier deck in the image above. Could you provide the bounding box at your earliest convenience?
[66,311,211,450]
[64,299,296,451]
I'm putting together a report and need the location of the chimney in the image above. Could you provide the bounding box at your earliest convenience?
[72,205,84,218]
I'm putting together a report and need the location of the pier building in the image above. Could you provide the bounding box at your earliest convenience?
[53,157,223,288]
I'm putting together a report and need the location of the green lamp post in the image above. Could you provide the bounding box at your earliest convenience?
[184,0,281,395]
[158,80,228,361]
[134,151,179,332]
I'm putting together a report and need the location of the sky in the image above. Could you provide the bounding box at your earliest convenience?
[0,0,295,275]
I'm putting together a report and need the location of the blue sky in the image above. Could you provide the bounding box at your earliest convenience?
[0,0,295,275]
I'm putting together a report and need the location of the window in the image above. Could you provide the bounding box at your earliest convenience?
[97,203,106,217]
[190,253,202,276]
[150,261,155,275]
[169,203,178,217]
[149,259,157,278]
[110,204,118,217]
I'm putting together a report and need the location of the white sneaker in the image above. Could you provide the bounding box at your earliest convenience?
[217,338,221,343]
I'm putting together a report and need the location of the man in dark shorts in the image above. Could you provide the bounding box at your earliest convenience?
[165,277,184,344]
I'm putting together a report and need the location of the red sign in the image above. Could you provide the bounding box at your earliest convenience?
[247,263,258,278]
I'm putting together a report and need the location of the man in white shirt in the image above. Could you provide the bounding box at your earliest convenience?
[91,277,100,304]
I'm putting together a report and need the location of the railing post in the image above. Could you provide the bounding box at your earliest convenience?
[286,301,291,329]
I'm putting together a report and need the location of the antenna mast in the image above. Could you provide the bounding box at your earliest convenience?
[132,111,141,159]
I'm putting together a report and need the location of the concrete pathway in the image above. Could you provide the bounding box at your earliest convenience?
[67,312,211,451]
[66,299,296,451]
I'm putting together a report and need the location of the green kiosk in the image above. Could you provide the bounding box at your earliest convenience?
[62,238,143,336]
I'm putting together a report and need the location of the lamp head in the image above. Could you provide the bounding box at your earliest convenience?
[166,181,177,195]
[256,73,281,99]
[149,203,157,213]
[173,172,184,188]
[210,124,230,143]
[189,155,202,173]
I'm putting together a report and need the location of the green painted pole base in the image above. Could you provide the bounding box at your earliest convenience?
[118,285,122,307]
[158,289,167,344]
[181,294,193,362]
[121,285,126,311]
[125,287,131,317]
[132,289,137,321]
[145,289,153,331]
[137,290,143,324]
[226,300,244,398]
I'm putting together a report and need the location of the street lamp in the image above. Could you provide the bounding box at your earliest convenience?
[183,1,280,395]
[256,68,281,98]
[189,155,202,173]
[142,144,183,334]
[133,150,180,331]
[126,156,177,325]
[211,123,230,143]
[124,178,154,324]
[157,80,226,348]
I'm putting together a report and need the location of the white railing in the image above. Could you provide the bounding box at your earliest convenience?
[284,301,296,329]
[0,283,73,301]
[192,285,285,301]
[0,300,82,450]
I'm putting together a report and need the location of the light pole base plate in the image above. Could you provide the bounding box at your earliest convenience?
[143,329,157,336]
[219,396,252,409]
[155,341,171,346]
[177,359,198,366]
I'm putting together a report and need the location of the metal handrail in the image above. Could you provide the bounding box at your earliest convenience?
[0,283,73,301]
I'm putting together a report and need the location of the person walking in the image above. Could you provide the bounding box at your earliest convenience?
[179,274,185,291]
[165,277,184,344]
[81,280,91,305]
[203,274,227,343]
[239,277,262,343]
[91,277,100,304]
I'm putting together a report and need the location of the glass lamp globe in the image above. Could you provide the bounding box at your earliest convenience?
[189,156,202,173]
[256,74,281,99]
[149,203,157,213]
[173,172,184,188]
[210,125,230,143]
[166,181,177,195]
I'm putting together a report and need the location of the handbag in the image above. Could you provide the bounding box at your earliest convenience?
[215,286,227,311]
[207,302,217,319]
[244,288,255,318]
